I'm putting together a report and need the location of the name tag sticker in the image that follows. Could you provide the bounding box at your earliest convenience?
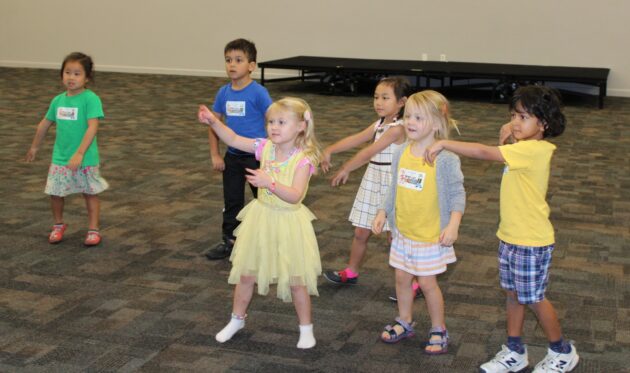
[57,107,78,120]
[226,101,246,117]
[398,168,425,191]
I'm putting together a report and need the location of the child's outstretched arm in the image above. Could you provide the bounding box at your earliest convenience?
[321,123,376,173]
[424,140,505,165]
[331,125,404,186]
[244,163,311,204]
[198,105,255,153]
[25,118,54,162]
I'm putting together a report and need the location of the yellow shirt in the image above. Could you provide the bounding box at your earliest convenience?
[497,140,556,246]
[395,145,440,242]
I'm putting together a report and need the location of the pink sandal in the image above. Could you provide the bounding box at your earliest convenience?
[84,230,102,246]
[49,224,68,244]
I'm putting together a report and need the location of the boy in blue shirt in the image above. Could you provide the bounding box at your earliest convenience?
[206,39,273,260]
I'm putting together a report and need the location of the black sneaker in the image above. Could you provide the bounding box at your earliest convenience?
[323,270,358,285]
[388,287,424,302]
[205,241,233,260]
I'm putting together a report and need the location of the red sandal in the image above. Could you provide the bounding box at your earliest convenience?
[49,224,68,244]
[84,230,102,246]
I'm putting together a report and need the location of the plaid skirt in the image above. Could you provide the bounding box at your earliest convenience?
[349,163,391,230]
[44,164,109,197]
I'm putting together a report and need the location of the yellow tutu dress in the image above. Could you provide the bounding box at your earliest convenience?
[228,140,321,302]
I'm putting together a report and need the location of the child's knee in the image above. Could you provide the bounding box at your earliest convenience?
[395,269,413,286]
[354,227,371,242]
[290,285,307,293]
[505,290,519,303]
[417,275,438,291]
[240,276,256,285]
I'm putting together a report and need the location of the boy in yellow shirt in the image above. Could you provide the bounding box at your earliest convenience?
[424,86,579,373]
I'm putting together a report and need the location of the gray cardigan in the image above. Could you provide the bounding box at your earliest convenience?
[381,143,466,231]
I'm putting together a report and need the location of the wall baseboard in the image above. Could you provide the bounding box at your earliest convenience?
[2,60,629,98]
[0,60,293,80]
[607,88,630,97]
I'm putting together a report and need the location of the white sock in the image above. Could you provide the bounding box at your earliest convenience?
[297,323,316,349]
[215,314,245,343]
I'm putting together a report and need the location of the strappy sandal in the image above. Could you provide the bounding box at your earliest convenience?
[49,223,67,244]
[84,230,102,246]
[380,317,416,344]
[424,327,449,355]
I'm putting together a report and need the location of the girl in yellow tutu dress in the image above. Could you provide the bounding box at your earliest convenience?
[198,97,322,349]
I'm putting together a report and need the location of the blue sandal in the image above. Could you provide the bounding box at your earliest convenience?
[424,327,449,355]
[380,317,416,344]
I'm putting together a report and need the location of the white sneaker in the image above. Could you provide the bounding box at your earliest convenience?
[480,345,529,373]
[533,343,579,373]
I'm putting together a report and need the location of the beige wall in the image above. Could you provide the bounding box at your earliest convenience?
[1,0,628,96]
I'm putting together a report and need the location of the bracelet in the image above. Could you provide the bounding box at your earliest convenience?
[270,180,276,193]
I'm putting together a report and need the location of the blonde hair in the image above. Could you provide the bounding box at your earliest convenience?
[266,97,322,167]
[405,90,459,140]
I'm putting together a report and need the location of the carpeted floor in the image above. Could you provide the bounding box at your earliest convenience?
[0,67,628,372]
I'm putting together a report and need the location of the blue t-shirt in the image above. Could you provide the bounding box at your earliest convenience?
[212,81,272,155]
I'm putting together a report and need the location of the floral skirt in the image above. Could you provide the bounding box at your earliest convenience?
[44,164,109,197]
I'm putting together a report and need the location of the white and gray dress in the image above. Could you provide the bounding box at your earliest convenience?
[348,118,402,231]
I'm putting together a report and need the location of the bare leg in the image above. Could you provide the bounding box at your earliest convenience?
[51,196,64,224]
[216,276,255,343]
[347,227,371,273]
[291,285,315,348]
[418,275,446,353]
[418,275,444,328]
[506,291,526,338]
[529,298,562,342]
[83,194,100,230]
[233,276,256,316]
[291,285,312,325]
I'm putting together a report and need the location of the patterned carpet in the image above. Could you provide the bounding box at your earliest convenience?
[0,67,629,372]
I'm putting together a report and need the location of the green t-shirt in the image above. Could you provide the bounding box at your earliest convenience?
[45,89,104,166]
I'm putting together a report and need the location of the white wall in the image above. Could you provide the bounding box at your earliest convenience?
[1,0,628,96]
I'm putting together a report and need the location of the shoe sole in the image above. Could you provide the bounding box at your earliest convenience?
[389,292,424,302]
[479,367,529,373]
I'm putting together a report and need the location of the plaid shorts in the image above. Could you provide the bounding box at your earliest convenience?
[498,240,554,304]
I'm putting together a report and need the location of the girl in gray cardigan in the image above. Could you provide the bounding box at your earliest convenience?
[372,91,465,355]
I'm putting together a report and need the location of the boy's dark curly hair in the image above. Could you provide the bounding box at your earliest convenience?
[224,38,257,62]
[510,85,566,138]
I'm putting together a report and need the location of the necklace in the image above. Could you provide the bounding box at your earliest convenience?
[265,144,298,175]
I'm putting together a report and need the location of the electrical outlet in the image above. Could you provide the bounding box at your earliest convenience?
[440,54,447,62]
[421,53,428,61]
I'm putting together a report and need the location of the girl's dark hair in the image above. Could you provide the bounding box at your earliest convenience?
[60,52,95,82]
[510,85,565,138]
[378,76,411,118]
